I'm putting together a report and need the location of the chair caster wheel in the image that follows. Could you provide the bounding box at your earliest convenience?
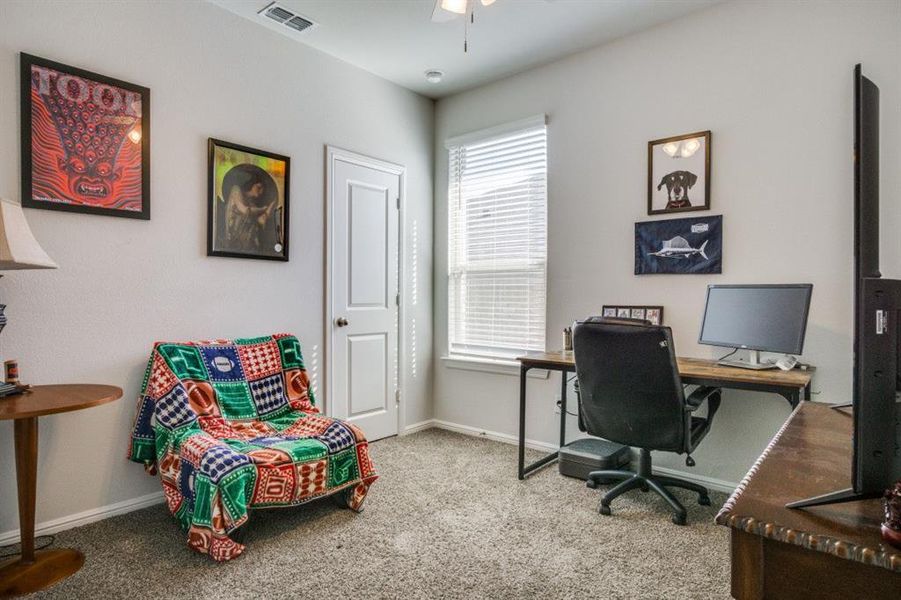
[698,495,711,506]
[672,513,687,526]
[586,480,598,489]
[599,504,612,516]
[640,484,650,493]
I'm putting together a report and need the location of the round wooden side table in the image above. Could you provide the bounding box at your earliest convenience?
[0,384,122,597]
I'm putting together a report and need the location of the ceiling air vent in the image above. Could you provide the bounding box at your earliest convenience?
[258,2,316,34]
[285,15,313,33]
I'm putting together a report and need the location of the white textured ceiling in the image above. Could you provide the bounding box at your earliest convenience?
[210,0,720,98]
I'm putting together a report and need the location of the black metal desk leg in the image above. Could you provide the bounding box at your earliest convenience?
[804,383,811,401]
[518,364,528,480]
[559,370,567,448]
[787,388,800,409]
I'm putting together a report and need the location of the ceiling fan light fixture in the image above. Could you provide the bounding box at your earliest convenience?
[440,0,469,15]
[680,138,701,157]
[425,70,444,84]
[661,142,680,157]
[480,0,496,5]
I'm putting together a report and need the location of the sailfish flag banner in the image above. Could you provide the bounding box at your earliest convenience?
[635,215,723,275]
[128,334,377,561]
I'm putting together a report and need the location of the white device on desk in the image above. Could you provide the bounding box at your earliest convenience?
[775,354,799,371]
[699,284,813,371]
[717,351,799,371]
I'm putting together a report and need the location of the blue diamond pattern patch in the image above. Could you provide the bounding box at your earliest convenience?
[249,373,288,416]
[200,445,251,484]
[155,386,197,431]
[320,422,354,453]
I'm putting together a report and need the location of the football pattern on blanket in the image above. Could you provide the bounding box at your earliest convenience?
[128,334,378,562]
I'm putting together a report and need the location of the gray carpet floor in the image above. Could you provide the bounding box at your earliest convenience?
[34,429,730,599]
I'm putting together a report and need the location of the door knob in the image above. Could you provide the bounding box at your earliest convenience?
[336,317,349,327]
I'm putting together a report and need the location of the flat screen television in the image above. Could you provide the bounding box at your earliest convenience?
[788,65,901,508]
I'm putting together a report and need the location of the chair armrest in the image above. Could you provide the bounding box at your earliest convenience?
[685,386,720,412]
[683,386,723,458]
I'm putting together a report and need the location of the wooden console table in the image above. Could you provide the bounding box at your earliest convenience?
[716,401,901,599]
[0,384,122,597]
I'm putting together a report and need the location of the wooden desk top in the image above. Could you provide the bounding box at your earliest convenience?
[716,402,900,572]
[517,351,814,389]
[517,350,576,369]
[677,356,813,388]
[0,384,122,420]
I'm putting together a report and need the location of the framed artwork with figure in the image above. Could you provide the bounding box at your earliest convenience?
[648,130,710,215]
[20,53,151,219]
[208,138,290,261]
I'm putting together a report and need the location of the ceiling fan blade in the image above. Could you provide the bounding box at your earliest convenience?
[431,0,460,23]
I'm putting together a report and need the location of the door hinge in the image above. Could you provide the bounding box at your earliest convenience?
[395,293,400,307]
[396,196,400,209]
[395,389,400,405]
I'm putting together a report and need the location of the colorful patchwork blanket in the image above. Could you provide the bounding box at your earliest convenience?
[128,334,377,561]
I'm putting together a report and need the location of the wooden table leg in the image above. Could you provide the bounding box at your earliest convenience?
[0,416,84,596]
[14,418,37,565]
[731,529,764,599]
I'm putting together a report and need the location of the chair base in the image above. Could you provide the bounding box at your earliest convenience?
[586,448,710,526]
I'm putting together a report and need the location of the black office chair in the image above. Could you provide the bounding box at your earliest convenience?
[572,317,721,525]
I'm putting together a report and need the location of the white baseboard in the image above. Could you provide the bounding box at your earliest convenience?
[432,419,558,453]
[418,419,737,494]
[652,466,737,495]
[0,490,164,547]
[403,418,438,435]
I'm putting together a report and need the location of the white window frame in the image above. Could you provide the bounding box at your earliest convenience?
[444,115,548,370]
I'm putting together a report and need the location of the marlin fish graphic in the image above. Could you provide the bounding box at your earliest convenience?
[649,236,709,260]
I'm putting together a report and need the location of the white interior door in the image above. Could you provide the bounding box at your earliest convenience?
[328,147,401,441]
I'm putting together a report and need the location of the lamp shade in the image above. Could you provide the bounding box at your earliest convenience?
[0,199,57,270]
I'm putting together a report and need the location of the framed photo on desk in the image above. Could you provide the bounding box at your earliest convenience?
[602,305,664,325]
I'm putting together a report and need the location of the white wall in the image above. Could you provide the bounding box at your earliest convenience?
[433,0,901,486]
[0,0,434,535]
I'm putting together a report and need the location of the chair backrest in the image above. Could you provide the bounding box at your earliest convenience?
[572,318,686,452]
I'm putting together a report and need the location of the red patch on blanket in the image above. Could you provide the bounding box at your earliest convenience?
[184,380,219,417]
[282,415,332,437]
[229,420,276,439]
[198,416,243,440]
[180,434,224,467]
[296,459,328,499]
[356,443,375,479]
[252,463,297,504]
[246,447,292,465]
[284,368,316,412]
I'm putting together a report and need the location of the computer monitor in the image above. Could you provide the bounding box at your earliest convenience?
[699,284,813,369]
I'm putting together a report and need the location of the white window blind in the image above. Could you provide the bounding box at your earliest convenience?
[447,116,547,360]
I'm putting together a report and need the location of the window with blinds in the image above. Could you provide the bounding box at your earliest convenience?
[447,115,547,360]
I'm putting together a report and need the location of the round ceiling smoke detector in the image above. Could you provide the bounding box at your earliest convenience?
[425,70,444,84]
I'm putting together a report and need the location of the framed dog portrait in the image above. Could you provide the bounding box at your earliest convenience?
[208,138,289,261]
[648,130,710,215]
[20,53,150,219]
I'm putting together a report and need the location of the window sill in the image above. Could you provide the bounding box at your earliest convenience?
[441,355,550,379]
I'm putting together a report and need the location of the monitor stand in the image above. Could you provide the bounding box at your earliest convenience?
[717,350,777,370]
